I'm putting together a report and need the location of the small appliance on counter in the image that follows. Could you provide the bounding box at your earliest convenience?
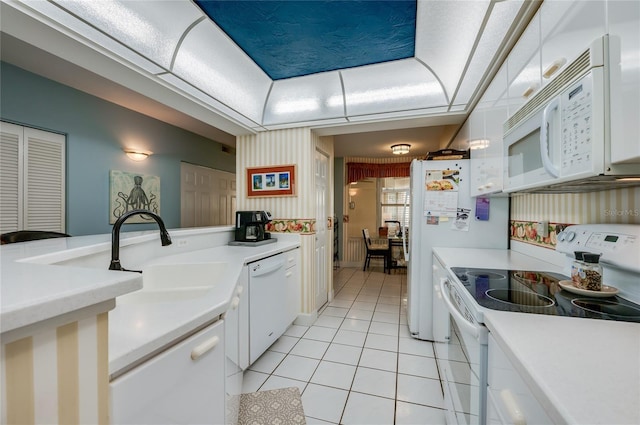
[229,210,276,246]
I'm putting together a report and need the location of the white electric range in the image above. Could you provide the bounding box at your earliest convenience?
[433,224,640,425]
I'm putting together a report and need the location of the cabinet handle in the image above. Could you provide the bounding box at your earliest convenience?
[500,389,526,425]
[286,271,292,277]
[288,257,294,263]
[191,336,220,360]
[236,285,244,296]
[522,85,537,98]
[543,58,567,79]
[231,296,240,310]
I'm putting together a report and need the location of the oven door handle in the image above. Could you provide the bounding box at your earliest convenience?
[439,278,481,340]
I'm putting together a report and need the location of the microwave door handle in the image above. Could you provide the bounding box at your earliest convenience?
[540,96,560,178]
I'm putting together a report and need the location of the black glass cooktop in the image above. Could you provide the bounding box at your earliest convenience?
[450,267,640,323]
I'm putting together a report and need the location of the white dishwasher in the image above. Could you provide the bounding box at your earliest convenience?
[248,252,289,364]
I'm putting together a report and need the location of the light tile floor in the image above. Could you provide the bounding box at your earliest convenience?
[242,266,446,425]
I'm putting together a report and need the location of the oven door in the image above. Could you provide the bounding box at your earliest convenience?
[438,277,488,425]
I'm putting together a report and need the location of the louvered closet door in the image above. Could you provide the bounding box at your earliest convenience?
[24,128,66,232]
[0,122,23,233]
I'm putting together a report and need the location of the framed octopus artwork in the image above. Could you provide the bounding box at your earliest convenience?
[109,170,161,224]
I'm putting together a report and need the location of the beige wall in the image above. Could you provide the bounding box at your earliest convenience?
[347,179,378,238]
[511,187,639,225]
[236,128,314,217]
[236,128,335,314]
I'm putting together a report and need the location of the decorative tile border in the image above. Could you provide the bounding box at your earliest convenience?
[510,220,572,250]
[266,218,316,234]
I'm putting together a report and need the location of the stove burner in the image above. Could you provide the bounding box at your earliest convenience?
[485,289,555,307]
[570,299,640,318]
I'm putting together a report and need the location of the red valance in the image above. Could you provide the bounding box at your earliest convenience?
[347,162,410,184]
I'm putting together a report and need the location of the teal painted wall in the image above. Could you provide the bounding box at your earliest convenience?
[1,62,235,236]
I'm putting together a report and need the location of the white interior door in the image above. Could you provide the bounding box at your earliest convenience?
[315,150,329,309]
[181,162,236,227]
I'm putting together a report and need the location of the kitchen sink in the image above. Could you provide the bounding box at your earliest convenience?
[117,287,212,305]
[141,262,227,290]
[117,262,228,305]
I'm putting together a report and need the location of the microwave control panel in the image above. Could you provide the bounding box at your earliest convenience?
[560,73,594,175]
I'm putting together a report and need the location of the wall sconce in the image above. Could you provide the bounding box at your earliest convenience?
[469,139,490,150]
[124,149,152,161]
[391,144,411,155]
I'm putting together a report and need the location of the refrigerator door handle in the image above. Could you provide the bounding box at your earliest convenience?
[402,190,409,262]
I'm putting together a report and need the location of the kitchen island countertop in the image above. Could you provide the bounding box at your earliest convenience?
[433,247,640,425]
[108,237,300,377]
[1,227,300,377]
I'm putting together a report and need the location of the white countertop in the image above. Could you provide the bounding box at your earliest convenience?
[108,238,299,377]
[1,233,142,334]
[1,228,299,378]
[433,247,640,425]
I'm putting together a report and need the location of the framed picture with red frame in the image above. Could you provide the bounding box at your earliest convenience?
[246,164,296,197]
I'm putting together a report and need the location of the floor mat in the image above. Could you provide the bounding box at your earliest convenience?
[238,387,306,425]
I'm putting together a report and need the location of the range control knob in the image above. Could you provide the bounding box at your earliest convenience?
[557,231,566,242]
[566,231,576,242]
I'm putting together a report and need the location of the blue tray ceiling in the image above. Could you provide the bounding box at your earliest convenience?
[195,0,416,80]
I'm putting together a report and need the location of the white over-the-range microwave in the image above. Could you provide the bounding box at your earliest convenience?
[503,35,640,193]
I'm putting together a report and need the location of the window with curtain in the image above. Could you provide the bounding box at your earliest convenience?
[380,177,410,232]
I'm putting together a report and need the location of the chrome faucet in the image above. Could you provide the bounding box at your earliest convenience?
[109,209,172,272]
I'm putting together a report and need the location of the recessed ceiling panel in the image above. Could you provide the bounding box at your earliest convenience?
[415,0,491,102]
[55,0,203,69]
[263,71,345,125]
[453,1,525,106]
[341,59,446,117]
[172,19,272,124]
[195,0,416,80]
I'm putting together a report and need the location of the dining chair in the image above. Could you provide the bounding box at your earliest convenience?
[362,228,390,273]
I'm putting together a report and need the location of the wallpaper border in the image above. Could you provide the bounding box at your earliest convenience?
[509,220,573,250]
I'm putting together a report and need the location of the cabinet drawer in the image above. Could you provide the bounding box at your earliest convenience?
[488,334,552,424]
[110,320,225,425]
[285,249,299,269]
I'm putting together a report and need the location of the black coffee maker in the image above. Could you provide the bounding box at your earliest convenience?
[235,211,272,242]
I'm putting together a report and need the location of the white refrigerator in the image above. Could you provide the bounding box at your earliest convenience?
[404,159,509,341]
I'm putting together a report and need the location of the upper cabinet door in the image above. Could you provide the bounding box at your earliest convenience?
[471,63,509,196]
[507,14,541,115]
[540,0,607,86]
[608,0,640,163]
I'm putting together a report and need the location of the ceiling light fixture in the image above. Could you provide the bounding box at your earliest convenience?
[391,144,411,155]
[124,149,152,161]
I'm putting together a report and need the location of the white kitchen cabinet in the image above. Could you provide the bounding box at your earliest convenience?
[506,13,541,114]
[470,63,509,196]
[110,320,225,425]
[237,265,250,370]
[285,247,301,326]
[540,1,606,87]
[507,1,607,109]
[487,333,553,425]
[608,0,640,163]
[224,283,244,425]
